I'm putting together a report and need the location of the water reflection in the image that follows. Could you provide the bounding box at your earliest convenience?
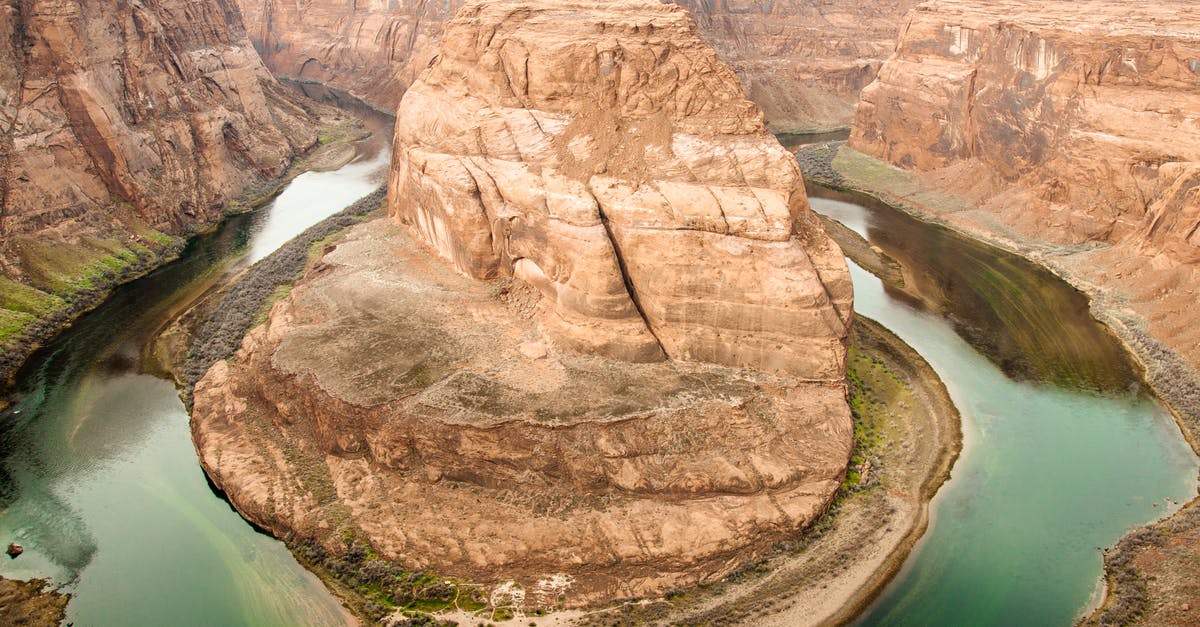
[0,89,392,626]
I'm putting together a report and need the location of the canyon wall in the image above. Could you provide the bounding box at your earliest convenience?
[0,0,322,380]
[850,0,1200,363]
[195,0,854,606]
[237,0,918,132]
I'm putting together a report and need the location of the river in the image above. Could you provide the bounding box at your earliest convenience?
[805,185,1199,626]
[0,109,1194,626]
[0,95,392,626]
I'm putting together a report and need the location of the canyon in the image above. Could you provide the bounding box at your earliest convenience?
[843,0,1200,622]
[236,0,918,133]
[851,0,1200,369]
[0,0,329,383]
[192,0,856,608]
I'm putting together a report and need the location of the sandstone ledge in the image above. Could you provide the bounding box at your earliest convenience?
[192,218,853,606]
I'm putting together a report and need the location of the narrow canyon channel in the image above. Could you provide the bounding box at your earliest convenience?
[804,185,1199,626]
[0,99,392,625]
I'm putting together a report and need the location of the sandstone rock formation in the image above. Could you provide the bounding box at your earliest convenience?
[850,0,1200,364]
[389,0,853,379]
[194,0,854,606]
[236,0,917,132]
[0,0,323,380]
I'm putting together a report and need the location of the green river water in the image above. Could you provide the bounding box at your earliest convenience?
[808,187,1199,626]
[0,96,391,625]
[0,114,1196,626]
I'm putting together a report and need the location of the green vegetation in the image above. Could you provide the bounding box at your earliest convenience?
[844,342,900,491]
[290,531,488,624]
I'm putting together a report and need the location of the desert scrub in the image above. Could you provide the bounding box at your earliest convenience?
[288,532,483,624]
[185,187,386,395]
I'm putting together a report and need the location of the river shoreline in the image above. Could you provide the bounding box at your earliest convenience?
[798,141,1200,626]
[176,202,961,625]
[0,105,368,409]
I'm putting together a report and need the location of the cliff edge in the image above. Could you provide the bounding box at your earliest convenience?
[193,0,854,608]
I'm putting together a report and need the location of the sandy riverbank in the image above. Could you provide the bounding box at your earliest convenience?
[799,141,1200,627]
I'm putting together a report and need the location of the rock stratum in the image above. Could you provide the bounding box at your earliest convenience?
[237,0,917,132]
[846,2,1200,621]
[0,0,323,380]
[194,0,854,606]
[850,0,1200,366]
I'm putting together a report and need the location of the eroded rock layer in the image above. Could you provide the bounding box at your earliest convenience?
[194,218,853,604]
[389,0,853,379]
[236,0,917,132]
[0,0,323,378]
[1,0,319,250]
[850,0,1200,364]
[195,0,855,605]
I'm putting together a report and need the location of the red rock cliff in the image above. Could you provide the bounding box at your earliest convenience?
[849,0,1200,364]
[0,0,322,379]
[237,0,917,132]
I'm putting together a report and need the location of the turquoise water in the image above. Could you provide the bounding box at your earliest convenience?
[0,102,391,626]
[809,191,1200,625]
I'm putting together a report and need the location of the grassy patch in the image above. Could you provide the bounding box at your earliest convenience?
[290,532,486,624]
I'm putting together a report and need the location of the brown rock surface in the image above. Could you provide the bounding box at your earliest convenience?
[849,0,1200,366]
[843,2,1200,621]
[194,0,854,606]
[193,218,853,605]
[0,0,319,250]
[0,0,325,380]
[389,0,853,378]
[236,0,917,132]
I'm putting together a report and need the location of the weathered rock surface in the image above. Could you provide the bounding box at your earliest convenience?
[390,0,853,379]
[0,0,325,380]
[194,218,853,604]
[850,0,1200,365]
[846,2,1200,619]
[236,0,917,132]
[1,0,320,251]
[195,0,854,606]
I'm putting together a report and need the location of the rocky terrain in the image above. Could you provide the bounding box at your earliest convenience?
[850,0,1200,367]
[0,577,68,625]
[193,0,854,609]
[236,0,917,132]
[843,1,1200,621]
[0,0,327,384]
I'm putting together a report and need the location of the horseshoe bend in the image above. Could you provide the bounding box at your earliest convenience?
[192,0,856,607]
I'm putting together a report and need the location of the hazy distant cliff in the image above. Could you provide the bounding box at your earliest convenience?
[237,0,918,132]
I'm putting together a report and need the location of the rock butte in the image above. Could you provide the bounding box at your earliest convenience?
[851,0,1200,367]
[235,0,919,132]
[0,0,321,378]
[194,0,854,605]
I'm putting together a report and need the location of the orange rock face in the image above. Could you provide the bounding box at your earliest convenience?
[0,0,318,249]
[236,0,917,132]
[850,0,1200,365]
[0,0,322,382]
[194,0,854,606]
[389,0,853,379]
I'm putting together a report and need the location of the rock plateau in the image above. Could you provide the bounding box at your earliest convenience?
[236,0,918,132]
[193,0,854,606]
[0,0,324,380]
